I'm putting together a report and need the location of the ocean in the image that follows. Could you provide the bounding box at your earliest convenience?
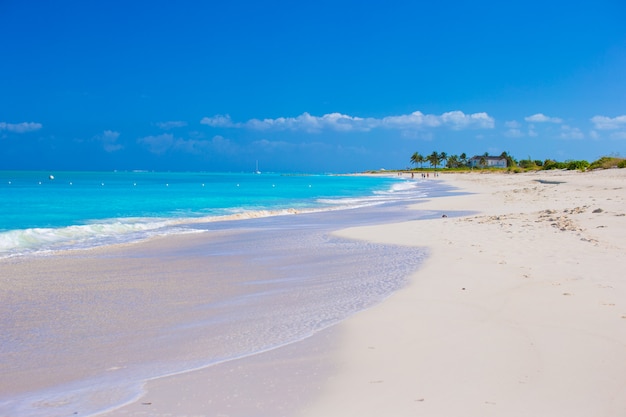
[0,171,447,417]
[0,171,419,258]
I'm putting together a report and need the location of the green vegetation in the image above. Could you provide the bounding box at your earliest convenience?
[588,156,626,170]
[518,158,537,169]
[404,151,625,173]
[542,160,566,170]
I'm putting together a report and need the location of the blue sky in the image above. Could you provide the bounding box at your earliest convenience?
[1,0,625,172]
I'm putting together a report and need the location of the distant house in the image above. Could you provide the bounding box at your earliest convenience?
[468,155,507,168]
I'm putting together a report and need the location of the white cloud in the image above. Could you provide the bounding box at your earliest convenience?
[610,131,626,140]
[505,120,520,128]
[590,115,626,130]
[200,114,236,128]
[380,111,494,130]
[589,130,600,140]
[156,121,188,130]
[200,110,495,133]
[0,121,43,133]
[243,112,370,133]
[524,113,563,123]
[379,111,442,130]
[439,111,495,129]
[95,130,123,152]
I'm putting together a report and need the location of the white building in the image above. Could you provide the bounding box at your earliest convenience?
[468,155,507,168]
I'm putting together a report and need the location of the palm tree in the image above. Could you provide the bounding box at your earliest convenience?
[427,151,441,170]
[500,151,516,167]
[460,152,468,167]
[410,152,425,169]
[446,154,459,168]
[479,152,489,168]
[439,152,448,168]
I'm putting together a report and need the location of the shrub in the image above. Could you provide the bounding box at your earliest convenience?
[566,160,589,171]
[589,156,626,170]
[518,159,536,169]
[543,160,566,170]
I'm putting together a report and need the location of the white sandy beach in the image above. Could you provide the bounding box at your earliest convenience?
[297,168,626,417]
[101,168,626,417]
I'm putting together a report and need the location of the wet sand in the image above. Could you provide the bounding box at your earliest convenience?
[1,195,433,417]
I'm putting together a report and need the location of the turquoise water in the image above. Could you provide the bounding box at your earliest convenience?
[0,171,414,257]
[0,170,445,417]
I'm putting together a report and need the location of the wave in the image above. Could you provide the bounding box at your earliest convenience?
[0,208,330,258]
[320,180,427,206]
[0,219,188,258]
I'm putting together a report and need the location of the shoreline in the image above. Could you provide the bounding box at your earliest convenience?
[104,169,626,416]
[4,169,625,416]
[298,169,626,416]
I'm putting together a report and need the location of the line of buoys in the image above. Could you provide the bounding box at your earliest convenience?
[5,180,320,190]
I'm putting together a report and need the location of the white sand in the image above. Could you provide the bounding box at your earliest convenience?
[298,169,626,417]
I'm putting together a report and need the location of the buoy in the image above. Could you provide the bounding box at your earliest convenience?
[49,175,55,180]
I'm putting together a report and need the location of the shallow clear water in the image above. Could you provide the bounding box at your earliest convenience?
[0,172,453,417]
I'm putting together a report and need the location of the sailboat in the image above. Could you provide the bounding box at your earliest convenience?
[255,160,261,174]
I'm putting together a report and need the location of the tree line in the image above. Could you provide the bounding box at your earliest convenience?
[409,151,625,171]
[409,151,516,169]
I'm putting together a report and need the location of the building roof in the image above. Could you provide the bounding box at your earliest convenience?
[469,155,506,160]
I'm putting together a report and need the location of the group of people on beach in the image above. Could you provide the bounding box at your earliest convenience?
[406,172,439,179]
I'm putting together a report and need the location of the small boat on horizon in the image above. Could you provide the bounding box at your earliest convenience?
[255,160,261,174]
